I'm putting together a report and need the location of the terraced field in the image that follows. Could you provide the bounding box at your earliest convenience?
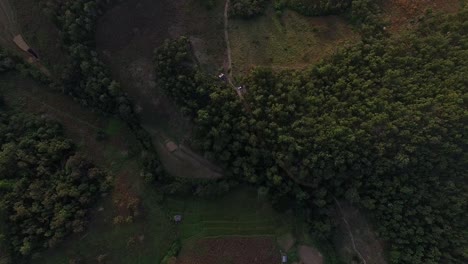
[165,188,293,240]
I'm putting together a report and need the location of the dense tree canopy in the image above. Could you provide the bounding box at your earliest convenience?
[281,0,352,16]
[154,9,468,264]
[230,0,270,18]
[0,109,110,261]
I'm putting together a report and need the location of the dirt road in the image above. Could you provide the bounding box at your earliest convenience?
[0,0,19,44]
[223,0,246,101]
[224,0,233,81]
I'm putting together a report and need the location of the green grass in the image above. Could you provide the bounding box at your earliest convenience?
[229,8,358,75]
[105,118,125,136]
[34,187,296,264]
[12,0,71,77]
[36,189,177,264]
[165,187,294,240]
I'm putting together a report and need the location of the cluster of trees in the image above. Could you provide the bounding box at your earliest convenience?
[278,0,352,16]
[230,0,270,18]
[0,51,15,73]
[0,109,110,261]
[153,8,468,264]
[36,0,165,182]
[273,0,384,37]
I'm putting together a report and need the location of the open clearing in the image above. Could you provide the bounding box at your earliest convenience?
[381,0,463,32]
[177,237,280,264]
[334,201,387,264]
[229,7,358,75]
[165,187,295,264]
[165,188,293,240]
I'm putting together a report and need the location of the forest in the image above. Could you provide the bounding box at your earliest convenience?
[153,8,468,264]
[230,0,270,17]
[0,106,110,262]
[279,0,352,16]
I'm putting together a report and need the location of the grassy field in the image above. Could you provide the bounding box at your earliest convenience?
[11,0,70,77]
[35,186,297,264]
[35,187,177,264]
[229,7,358,75]
[165,187,294,240]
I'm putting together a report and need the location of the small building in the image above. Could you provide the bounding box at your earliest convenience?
[218,73,227,82]
[281,255,288,263]
[173,215,182,223]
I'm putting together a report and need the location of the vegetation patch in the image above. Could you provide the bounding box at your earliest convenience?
[153,8,468,264]
[230,0,270,18]
[165,188,294,239]
[0,109,110,260]
[229,8,358,74]
[280,0,352,16]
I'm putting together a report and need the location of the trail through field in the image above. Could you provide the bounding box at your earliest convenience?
[224,0,232,80]
[0,0,50,76]
[334,198,367,264]
[223,0,246,101]
[0,0,19,37]
[0,0,19,44]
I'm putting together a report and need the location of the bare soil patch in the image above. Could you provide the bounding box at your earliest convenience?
[176,237,280,264]
[277,232,296,252]
[299,245,324,264]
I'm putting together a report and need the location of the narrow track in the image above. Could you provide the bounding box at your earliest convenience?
[334,198,367,264]
[223,0,246,101]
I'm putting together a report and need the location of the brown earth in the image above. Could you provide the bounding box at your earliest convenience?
[299,245,324,264]
[176,237,281,264]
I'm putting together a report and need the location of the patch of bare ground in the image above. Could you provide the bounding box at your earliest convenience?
[277,233,296,252]
[176,237,280,264]
[299,245,324,264]
[381,0,462,32]
[334,201,387,264]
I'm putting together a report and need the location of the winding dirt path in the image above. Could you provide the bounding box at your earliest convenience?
[0,0,19,43]
[223,0,246,101]
[334,198,367,264]
[224,0,233,81]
